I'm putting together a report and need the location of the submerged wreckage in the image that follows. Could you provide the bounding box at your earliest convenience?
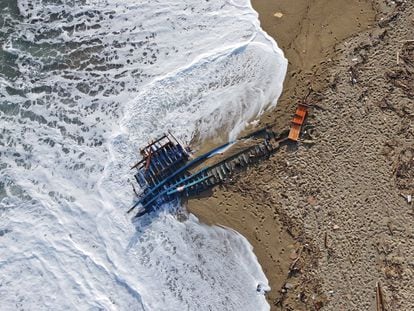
[128,103,309,218]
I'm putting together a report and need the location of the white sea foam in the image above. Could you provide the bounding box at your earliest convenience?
[0,0,286,310]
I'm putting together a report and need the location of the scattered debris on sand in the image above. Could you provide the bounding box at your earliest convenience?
[191,0,414,310]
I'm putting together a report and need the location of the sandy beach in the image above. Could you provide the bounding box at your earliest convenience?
[189,0,414,309]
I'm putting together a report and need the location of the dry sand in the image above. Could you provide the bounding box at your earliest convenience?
[189,0,414,310]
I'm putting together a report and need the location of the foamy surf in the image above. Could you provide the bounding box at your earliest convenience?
[0,0,286,310]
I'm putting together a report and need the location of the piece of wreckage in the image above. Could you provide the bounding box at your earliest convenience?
[128,103,310,218]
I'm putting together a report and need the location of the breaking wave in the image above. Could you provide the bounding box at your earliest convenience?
[0,0,286,309]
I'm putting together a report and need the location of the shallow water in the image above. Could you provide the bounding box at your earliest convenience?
[0,0,286,309]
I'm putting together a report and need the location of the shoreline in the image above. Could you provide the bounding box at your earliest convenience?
[189,0,414,309]
[191,0,377,306]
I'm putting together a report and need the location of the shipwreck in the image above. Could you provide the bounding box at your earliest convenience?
[128,103,309,218]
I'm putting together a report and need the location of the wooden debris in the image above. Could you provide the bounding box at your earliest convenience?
[376,281,386,311]
[289,246,303,271]
[273,12,283,18]
[288,104,308,142]
[386,221,394,236]
[302,139,316,145]
[400,193,413,204]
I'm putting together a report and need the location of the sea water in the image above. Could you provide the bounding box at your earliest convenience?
[0,0,286,309]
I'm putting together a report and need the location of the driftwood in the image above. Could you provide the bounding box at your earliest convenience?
[376,281,386,311]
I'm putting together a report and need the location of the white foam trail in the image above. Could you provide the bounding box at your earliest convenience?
[0,0,287,310]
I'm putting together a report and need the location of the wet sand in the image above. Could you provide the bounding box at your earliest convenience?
[189,0,414,309]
